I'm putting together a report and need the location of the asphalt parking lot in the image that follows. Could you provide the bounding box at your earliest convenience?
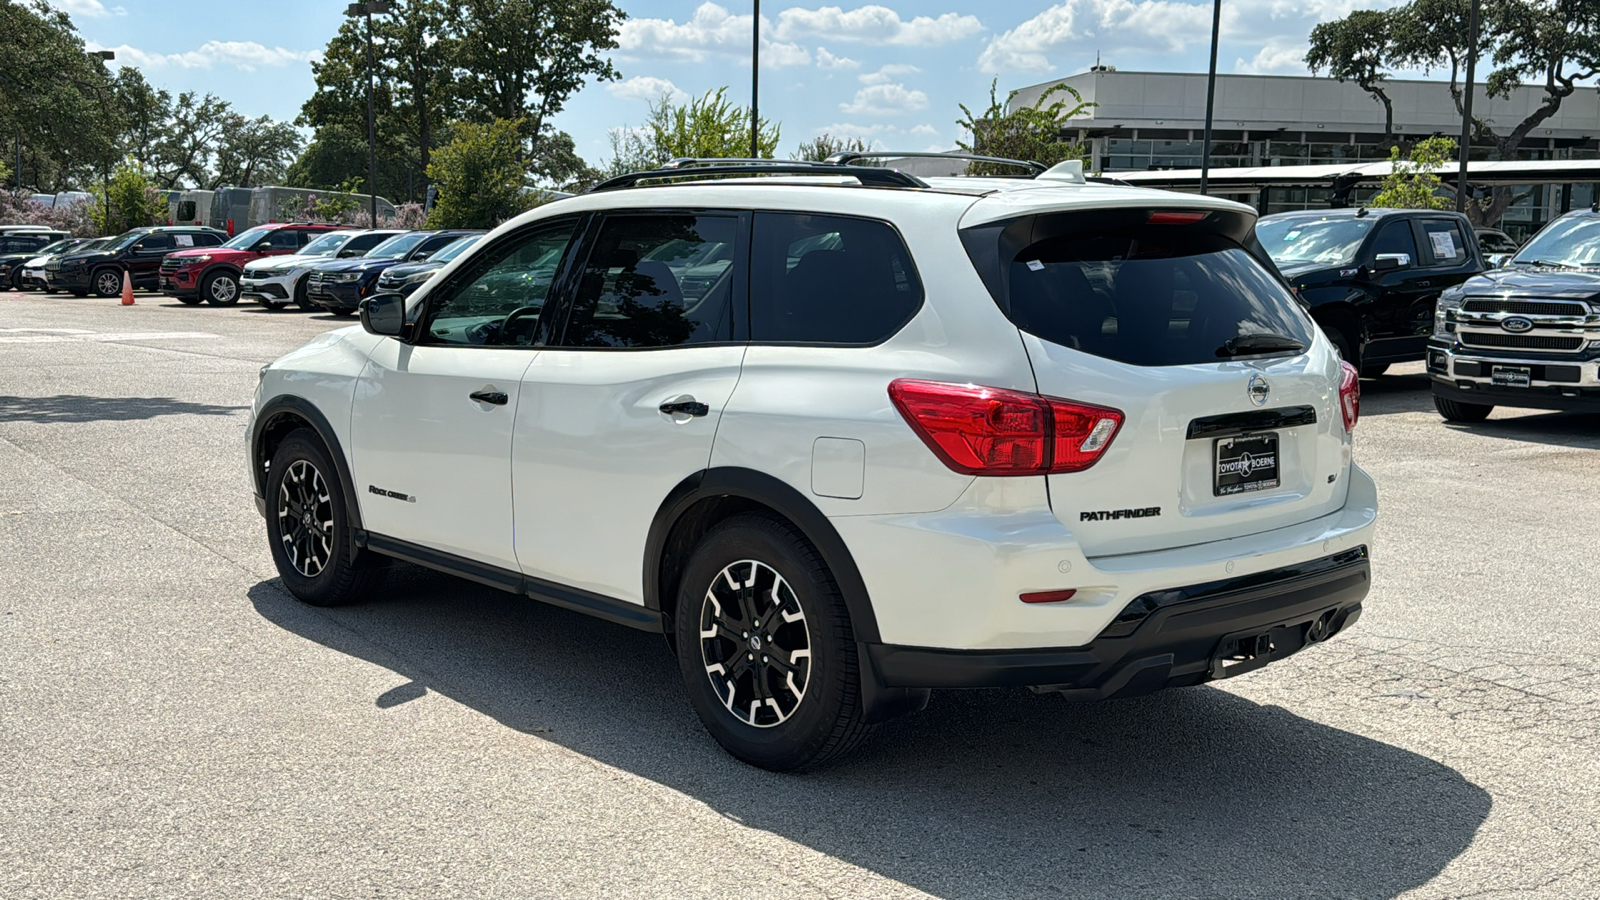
[2,288,1597,899]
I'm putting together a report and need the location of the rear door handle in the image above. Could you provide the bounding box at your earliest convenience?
[470,390,508,406]
[659,399,709,417]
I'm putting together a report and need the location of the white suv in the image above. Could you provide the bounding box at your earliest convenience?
[248,158,1376,770]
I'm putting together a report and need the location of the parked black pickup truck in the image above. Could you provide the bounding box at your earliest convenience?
[1429,208,1600,421]
[1257,208,1484,377]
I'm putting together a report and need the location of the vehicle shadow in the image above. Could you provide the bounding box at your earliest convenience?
[249,571,1489,899]
[1446,410,1600,449]
[0,394,245,423]
[1355,369,1436,418]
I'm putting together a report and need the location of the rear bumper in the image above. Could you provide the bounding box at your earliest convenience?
[864,547,1367,696]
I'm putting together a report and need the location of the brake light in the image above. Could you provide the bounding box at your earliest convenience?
[1147,210,1208,225]
[888,379,1124,475]
[1020,589,1078,604]
[1338,361,1360,432]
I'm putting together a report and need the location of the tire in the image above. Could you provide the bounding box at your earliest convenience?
[9,269,22,291]
[675,513,872,771]
[1360,363,1390,378]
[70,290,88,298]
[1325,324,1358,368]
[328,307,356,317]
[202,270,240,306]
[91,267,122,298]
[44,287,58,294]
[1435,394,1493,423]
[293,276,315,311]
[265,430,385,607]
[176,295,204,306]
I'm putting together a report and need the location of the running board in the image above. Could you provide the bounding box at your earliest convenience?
[358,531,664,633]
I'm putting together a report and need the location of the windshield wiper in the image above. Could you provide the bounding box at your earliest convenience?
[1217,334,1305,357]
[1513,259,1577,268]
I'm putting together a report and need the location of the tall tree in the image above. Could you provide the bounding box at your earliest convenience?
[647,88,779,161]
[110,66,172,171]
[1307,10,1402,144]
[211,115,303,188]
[425,118,530,228]
[1371,136,1457,209]
[1309,0,1600,224]
[146,92,232,188]
[453,0,625,159]
[0,0,120,190]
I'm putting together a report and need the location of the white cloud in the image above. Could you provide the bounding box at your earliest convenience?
[774,6,984,46]
[815,46,859,70]
[50,0,125,17]
[618,3,810,67]
[606,75,680,101]
[88,40,320,72]
[1235,41,1308,75]
[977,0,1213,72]
[839,82,929,116]
[859,63,921,85]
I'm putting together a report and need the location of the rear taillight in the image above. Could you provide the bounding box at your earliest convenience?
[1338,361,1360,432]
[888,379,1124,476]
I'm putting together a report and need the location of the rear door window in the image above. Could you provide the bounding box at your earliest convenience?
[1419,219,1468,266]
[750,213,922,344]
[558,213,741,348]
[984,219,1314,367]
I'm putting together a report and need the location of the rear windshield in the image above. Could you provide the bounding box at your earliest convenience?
[998,226,1314,367]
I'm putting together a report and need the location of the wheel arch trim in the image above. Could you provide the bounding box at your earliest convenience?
[643,467,881,644]
[251,394,363,533]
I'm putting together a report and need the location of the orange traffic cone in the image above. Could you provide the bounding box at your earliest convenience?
[120,270,134,306]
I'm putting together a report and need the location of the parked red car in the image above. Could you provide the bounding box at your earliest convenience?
[160,222,339,306]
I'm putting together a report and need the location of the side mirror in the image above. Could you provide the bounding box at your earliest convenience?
[1373,253,1410,272]
[360,293,408,338]
[338,249,361,257]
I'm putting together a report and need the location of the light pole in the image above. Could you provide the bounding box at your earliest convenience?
[91,50,116,230]
[345,1,392,225]
[1199,0,1222,195]
[1455,0,1481,214]
[751,0,760,158]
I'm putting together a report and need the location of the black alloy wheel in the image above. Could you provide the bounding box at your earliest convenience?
[92,268,123,298]
[265,430,385,606]
[675,513,872,771]
[203,270,240,306]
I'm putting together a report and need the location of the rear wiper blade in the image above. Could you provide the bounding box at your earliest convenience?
[1217,334,1305,357]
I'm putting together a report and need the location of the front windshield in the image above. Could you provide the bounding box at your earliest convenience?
[222,226,276,250]
[1511,216,1600,266]
[367,232,428,260]
[1255,217,1374,267]
[430,235,481,263]
[299,232,355,257]
[108,233,144,252]
[35,239,78,255]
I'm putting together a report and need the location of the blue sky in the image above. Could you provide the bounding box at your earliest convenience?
[56,0,1397,168]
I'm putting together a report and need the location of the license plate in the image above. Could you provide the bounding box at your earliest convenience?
[1214,432,1280,497]
[1491,365,1531,388]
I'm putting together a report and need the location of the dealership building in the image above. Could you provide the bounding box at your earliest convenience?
[1006,68,1600,234]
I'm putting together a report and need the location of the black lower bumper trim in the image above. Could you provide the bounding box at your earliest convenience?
[864,546,1370,699]
[1432,377,1600,412]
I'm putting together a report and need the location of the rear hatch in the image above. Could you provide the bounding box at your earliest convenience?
[960,199,1352,558]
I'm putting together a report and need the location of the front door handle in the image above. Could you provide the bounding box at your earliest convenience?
[1415,280,1432,287]
[470,390,508,406]
[659,399,710,417]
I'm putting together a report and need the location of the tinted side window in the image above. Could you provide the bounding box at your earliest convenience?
[1420,220,1468,266]
[559,214,739,349]
[413,234,458,259]
[343,233,388,254]
[423,220,577,346]
[261,230,301,251]
[1370,220,1419,262]
[137,234,175,252]
[751,213,921,344]
[176,201,196,220]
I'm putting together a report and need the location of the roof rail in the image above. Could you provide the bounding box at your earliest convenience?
[587,158,927,192]
[823,150,1047,176]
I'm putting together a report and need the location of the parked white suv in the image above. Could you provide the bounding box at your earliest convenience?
[248,157,1376,770]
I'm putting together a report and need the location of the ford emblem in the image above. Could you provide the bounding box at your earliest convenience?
[1247,374,1270,406]
[1501,316,1534,333]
